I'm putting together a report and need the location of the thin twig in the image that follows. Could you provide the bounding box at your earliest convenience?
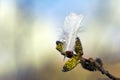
[96,63,120,80]
[80,57,120,80]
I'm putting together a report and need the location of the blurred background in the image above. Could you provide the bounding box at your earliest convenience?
[0,0,120,80]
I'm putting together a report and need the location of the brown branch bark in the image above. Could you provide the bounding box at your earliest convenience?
[80,57,120,80]
[96,64,120,80]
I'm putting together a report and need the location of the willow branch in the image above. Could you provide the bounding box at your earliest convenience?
[80,57,120,80]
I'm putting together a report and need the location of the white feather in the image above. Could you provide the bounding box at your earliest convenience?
[61,13,84,52]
